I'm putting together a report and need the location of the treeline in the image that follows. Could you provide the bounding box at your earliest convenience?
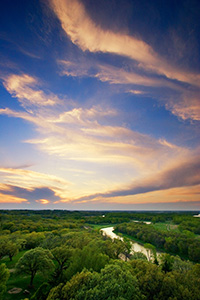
[0,211,83,233]
[1,210,199,229]
[115,222,200,262]
[82,211,197,225]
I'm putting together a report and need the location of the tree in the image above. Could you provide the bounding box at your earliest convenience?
[65,241,109,280]
[5,241,19,261]
[16,247,54,286]
[122,237,132,261]
[31,282,51,300]
[130,259,164,299]
[130,251,147,261]
[0,238,7,259]
[188,241,200,263]
[160,253,174,273]
[0,263,9,300]
[51,246,73,282]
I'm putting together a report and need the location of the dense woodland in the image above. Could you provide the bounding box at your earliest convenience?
[0,210,200,300]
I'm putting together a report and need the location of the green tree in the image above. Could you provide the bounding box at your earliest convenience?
[130,251,147,261]
[51,246,73,282]
[5,241,19,261]
[65,241,109,280]
[0,238,7,259]
[188,241,200,262]
[16,247,54,286]
[130,259,164,299]
[31,282,51,300]
[25,232,45,249]
[160,253,174,273]
[0,263,9,300]
[122,237,132,261]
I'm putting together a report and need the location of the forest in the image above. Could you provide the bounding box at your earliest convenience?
[0,210,200,300]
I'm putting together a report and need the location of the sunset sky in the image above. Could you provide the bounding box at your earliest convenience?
[0,0,200,210]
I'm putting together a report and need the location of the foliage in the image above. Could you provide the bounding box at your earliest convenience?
[16,247,54,286]
[0,263,9,300]
[31,282,51,300]
[47,261,144,300]
[64,240,110,281]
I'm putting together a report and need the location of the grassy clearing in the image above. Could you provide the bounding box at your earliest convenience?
[5,272,45,300]
[152,222,179,232]
[88,224,117,230]
[1,250,27,269]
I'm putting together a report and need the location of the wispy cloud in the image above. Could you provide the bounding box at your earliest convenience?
[0,72,198,205]
[49,0,200,87]
[59,57,200,122]
[2,74,59,108]
[0,89,188,170]
[51,0,200,122]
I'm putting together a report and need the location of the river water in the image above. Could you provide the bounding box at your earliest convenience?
[101,226,149,256]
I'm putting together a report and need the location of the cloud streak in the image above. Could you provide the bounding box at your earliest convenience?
[59,57,200,122]
[74,155,200,202]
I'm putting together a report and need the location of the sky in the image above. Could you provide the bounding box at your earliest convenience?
[0,0,200,210]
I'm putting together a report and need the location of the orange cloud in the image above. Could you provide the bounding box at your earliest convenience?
[36,199,50,204]
[0,192,28,203]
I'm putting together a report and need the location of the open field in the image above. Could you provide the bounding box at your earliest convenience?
[152,222,179,232]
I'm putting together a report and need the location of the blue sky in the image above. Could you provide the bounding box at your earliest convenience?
[0,0,200,210]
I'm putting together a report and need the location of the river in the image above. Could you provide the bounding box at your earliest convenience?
[101,226,149,256]
[101,226,161,260]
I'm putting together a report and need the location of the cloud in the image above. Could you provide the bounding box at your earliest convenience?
[1,71,198,204]
[74,155,200,202]
[59,58,200,122]
[2,104,187,170]
[59,59,168,88]
[0,182,64,205]
[49,0,200,87]
[166,92,200,121]
[36,199,50,204]
[0,192,28,204]
[0,184,61,203]
[0,73,190,177]
[0,167,71,202]
[51,1,200,122]
[0,167,69,187]
[2,74,59,108]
